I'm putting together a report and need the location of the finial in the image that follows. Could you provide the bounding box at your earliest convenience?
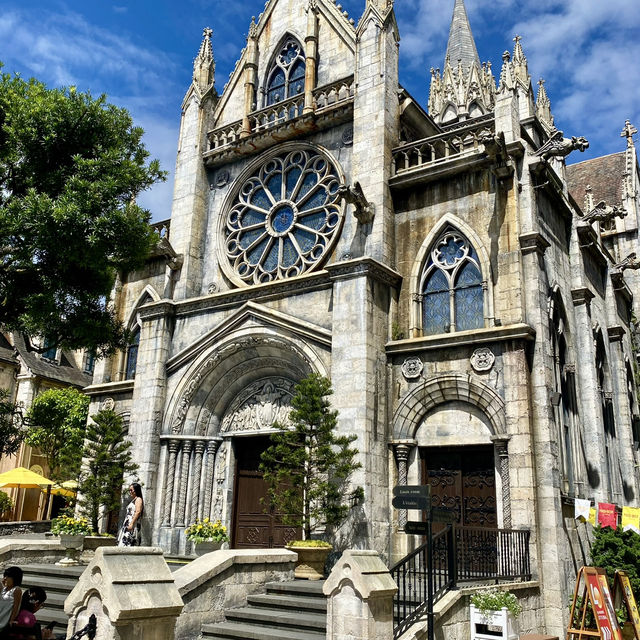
[513,35,521,44]
[248,16,258,39]
[502,51,510,62]
[193,26,215,91]
[621,120,637,148]
[203,27,213,39]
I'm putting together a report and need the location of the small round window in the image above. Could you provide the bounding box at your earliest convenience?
[222,146,344,285]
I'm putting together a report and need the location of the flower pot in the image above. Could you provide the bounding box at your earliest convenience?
[56,534,85,566]
[470,605,518,640]
[194,540,223,557]
[286,544,333,580]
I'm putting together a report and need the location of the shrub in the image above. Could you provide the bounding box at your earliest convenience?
[0,491,13,518]
[471,589,522,618]
[51,514,93,536]
[590,526,640,599]
[184,518,230,544]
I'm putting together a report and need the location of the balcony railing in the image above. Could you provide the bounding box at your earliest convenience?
[392,119,494,177]
[391,525,531,639]
[207,75,355,154]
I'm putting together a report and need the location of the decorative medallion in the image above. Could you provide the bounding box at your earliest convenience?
[221,146,345,285]
[215,169,230,188]
[102,397,115,411]
[470,347,495,372]
[401,356,423,380]
[341,127,354,146]
[207,282,218,294]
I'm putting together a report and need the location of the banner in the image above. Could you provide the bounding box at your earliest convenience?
[589,507,597,526]
[621,506,640,534]
[598,503,617,529]
[575,498,591,522]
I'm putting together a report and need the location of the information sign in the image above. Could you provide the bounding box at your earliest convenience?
[392,495,430,511]
[405,520,429,535]
[392,485,431,498]
[614,571,640,640]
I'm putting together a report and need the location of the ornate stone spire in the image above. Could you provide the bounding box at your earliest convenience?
[193,27,215,93]
[428,0,495,125]
[445,0,481,74]
[536,78,554,132]
[511,36,530,87]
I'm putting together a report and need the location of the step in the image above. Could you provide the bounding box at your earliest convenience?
[225,606,325,632]
[265,580,326,597]
[247,593,327,613]
[202,621,325,640]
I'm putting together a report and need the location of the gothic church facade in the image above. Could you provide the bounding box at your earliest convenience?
[85,0,640,634]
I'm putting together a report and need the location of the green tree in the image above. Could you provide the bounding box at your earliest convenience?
[25,387,89,482]
[77,409,138,533]
[259,373,362,540]
[591,526,640,598]
[0,389,23,458]
[0,67,166,356]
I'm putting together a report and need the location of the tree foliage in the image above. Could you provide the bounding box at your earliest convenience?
[0,388,23,458]
[0,66,166,355]
[24,387,89,482]
[259,373,362,540]
[591,526,640,598]
[77,409,138,533]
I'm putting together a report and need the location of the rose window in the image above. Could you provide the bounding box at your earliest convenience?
[223,147,344,285]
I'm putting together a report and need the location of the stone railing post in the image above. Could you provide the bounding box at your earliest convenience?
[323,550,398,640]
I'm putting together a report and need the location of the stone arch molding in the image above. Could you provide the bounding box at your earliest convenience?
[125,285,161,330]
[392,373,506,440]
[167,330,327,437]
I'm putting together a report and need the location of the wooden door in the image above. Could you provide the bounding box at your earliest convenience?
[421,445,497,528]
[232,436,300,548]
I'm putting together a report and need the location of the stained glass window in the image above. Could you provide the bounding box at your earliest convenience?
[265,39,306,106]
[125,329,140,380]
[420,229,484,335]
[224,147,344,285]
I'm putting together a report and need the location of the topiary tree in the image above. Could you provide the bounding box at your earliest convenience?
[590,526,640,598]
[77,409,138,533]
[24,387,89,482]
[259,373,362,540]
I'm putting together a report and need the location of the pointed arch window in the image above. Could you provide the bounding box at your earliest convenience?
[420,229,484,335]
[265,38,306,106]
[125,328,140,380]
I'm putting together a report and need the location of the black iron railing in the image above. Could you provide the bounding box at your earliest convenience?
[68,614,97,640]
[391,526,531,639]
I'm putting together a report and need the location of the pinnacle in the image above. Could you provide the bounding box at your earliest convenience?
[445,0,481,74]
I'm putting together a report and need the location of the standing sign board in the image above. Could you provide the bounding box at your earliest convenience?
[567,567,622,640]
[613,571,640,640]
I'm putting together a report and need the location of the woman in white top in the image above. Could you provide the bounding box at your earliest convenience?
[1,566,23,630]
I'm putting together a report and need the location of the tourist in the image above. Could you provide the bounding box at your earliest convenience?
[0,567,23,631]
[117,482,143,546]
[2,586,55,640]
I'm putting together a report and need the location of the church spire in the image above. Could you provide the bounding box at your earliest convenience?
[444,0,480,73]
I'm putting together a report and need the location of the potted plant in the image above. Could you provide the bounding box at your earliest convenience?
[51,513,93,566]
[260,373,363,580]
[185,517,230,556]
[470,589,521,640]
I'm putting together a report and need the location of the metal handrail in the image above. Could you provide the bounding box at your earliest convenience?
[67,614,96,640]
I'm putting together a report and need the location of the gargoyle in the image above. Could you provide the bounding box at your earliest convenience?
[582,200,627,225]
[535,129,589,161]
[613,252,640,272]
[337,181,374,224]
[479,131,514,179]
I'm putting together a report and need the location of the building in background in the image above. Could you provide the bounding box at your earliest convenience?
[83,0,640,635]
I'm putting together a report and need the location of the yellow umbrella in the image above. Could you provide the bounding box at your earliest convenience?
[41,483,76,498]
[0,466,54,488]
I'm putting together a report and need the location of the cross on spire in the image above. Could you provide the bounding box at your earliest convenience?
[621,120,637,148]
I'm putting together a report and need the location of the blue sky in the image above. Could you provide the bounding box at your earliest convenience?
[1,0,638,221]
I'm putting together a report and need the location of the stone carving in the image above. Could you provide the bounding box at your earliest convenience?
[341,127,354,146]
[215,169,230,188]
[480,131,513,179]
[221,378,295,433]
[535,129,589,161]
[212,441,227,520]
[337,182,374,224]
[613,253,640,272]
[582,201,627,225]
[401,357,423,380]
[470,347,495,372]
[171,336,311,434]
[101,397,115,411]
[207,282,218,294]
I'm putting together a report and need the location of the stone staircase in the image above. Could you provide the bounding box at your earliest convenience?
[202,580,327,640]
[21,563,85,631]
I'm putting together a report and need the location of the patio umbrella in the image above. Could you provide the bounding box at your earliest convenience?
[0,467,54,520]
[41,483,76,498]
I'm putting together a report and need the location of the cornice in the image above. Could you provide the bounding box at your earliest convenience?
[326,257,402,288]
[138,300,176,321]
[607,325,626,342]
[385,322,535,355]
[571,287,595,306]
[83,380,134,397]
[519,231,550,256]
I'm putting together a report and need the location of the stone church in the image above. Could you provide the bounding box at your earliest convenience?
[84,0,640,634]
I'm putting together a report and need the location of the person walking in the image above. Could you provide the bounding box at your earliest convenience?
[117,483,143,546]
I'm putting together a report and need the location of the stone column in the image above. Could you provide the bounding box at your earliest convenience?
[190,440,205,521]
[175,440,192,527]
[323,550,397,640]
[303,0,319,114]
[491,435,512,529]
[161,439,180,527]
[202,438,221,519]
[128,302,174,544]
[392,442,414,530]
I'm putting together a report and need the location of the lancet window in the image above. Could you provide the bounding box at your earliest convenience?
[420,229,484,335]
[125,328,140,380]
[265,38,306,106]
